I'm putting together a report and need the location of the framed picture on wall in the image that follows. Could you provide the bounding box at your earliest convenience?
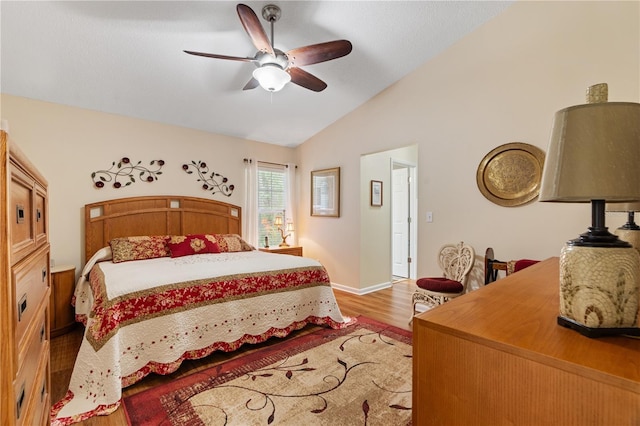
[370,180,383,207]
[311,167,340,217]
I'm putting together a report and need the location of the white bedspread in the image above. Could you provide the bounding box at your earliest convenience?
[52,251,350,425]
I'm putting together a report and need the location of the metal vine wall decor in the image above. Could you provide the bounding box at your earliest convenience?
[182,160,235,197]
[91,157,164,189]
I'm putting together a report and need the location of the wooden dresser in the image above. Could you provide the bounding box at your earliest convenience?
[1,130,51,426]
[413,257,640,425]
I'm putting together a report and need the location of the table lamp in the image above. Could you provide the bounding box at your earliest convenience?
[606,201,640,252]
[539,83,640,337]
[274,215,294,247]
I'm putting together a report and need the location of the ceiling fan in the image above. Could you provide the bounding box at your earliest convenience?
[184,3,352,93]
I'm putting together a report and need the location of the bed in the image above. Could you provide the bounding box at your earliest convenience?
[51,196,351,425]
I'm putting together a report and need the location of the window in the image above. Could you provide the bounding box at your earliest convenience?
[257,163,287,247]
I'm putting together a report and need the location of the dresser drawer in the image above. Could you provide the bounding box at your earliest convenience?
[13,246,50,351]
[10,164,35,264]
[35,387,50,426]
[18,350,50,426]
[14,311,49,425]
[34,183,47,247]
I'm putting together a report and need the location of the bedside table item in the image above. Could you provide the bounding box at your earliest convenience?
[259,246,303,256]
[50,264,76,337]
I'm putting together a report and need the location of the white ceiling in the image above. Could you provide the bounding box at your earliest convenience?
[1,1,512,147]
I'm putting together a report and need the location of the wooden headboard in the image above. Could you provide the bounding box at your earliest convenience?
[85,195,242,263]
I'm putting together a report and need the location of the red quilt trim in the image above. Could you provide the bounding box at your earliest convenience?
[87,266,332,349]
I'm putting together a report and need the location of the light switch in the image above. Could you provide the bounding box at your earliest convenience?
[426,211,433,222]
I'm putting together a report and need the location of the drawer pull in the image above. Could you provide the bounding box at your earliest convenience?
[42,267,47,281]
[17,293,27,321]
[37,208,42,221]
[41,380,46,403]
[40,322,46,342]
[16,205,25,224]
[16,383,25,419]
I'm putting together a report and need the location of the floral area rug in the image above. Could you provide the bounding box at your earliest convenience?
[123,316,412,425]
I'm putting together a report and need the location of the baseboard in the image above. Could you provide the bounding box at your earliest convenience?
[331,281,392,295]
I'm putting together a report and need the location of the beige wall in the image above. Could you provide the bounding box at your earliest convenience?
[296,0,640,290]
[0,95,295,272]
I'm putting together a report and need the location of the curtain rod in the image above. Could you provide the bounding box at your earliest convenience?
[243,158,297,168]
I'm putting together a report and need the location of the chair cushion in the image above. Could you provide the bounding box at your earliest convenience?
[416,277,463,293]
[513,259,539,273]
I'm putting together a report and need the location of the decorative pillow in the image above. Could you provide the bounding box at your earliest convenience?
[167,234,221,258]
[213,234,254,252]
[109,236,170,263]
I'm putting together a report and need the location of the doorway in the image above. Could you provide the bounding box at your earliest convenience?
[392,161,416,280]
[359,145,417,290]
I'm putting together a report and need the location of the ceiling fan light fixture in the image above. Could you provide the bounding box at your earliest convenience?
[252,64,291,92]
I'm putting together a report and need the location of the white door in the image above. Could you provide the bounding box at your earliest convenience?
[392,167,410,277]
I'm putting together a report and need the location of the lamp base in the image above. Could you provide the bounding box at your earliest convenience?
[615,228,640,254]
[559,244,640,331]
[557,315,640,338]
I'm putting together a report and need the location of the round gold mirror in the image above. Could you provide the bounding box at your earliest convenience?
[476,142,545,207]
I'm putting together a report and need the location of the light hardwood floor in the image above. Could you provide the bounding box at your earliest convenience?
[50,280,417,425]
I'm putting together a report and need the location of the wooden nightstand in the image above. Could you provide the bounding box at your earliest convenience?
[49,264,76,337]
[259,246,303,256]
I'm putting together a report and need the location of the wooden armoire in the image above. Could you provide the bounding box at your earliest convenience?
[1,130,51,425]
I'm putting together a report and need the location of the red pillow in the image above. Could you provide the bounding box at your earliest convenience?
[167,234,221,258]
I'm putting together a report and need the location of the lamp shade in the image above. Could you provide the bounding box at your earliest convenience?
[606,201,640,212]
[539,102,640,203]
[252,64,291,92]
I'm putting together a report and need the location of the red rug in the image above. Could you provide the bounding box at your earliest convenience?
[123,316,412,425]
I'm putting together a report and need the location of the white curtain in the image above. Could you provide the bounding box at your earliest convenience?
[285,163,297,246]
[243,158,258,247]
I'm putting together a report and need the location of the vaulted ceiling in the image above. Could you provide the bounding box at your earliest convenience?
[1,1,512,147]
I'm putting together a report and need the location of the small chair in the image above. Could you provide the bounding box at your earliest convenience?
[507,259,540,275]
[484,247,540,283]
[410,241,475,322]
[484,247,507,284]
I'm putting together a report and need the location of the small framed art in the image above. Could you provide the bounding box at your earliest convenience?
[370,180,383,207]
[311,167,340,217]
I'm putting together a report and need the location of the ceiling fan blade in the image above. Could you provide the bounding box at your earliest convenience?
[288,67,327,92]
[184,50,255,62]
[243,77,259,90]
[286,40,352,67]
[236,4,274,56]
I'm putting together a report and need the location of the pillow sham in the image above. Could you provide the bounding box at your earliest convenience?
[109,235,170,263]
[81,246,112,278]
[213,234,254,252]
[167,234,221,258]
